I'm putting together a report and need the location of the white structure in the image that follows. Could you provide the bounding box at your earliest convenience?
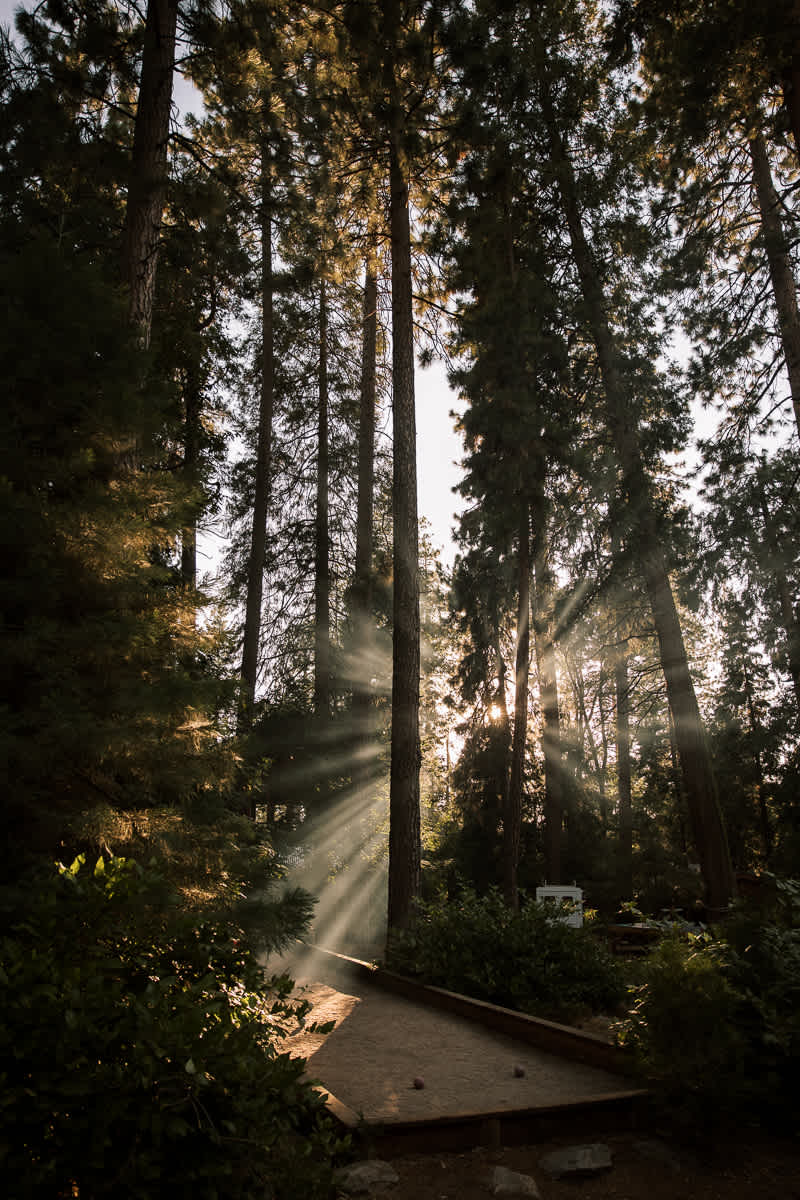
[535,885,584,928]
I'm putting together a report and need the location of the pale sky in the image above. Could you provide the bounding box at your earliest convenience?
[415,360,466,567]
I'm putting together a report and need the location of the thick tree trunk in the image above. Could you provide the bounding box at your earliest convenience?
[181,366,201,594]
[492,634,512,863]
[504,508,531,910]
[539,68,735,914]
[314,277,331,720]
[387,131,421,934]
[533,537,563,885]
[239,149,275,728]
[351,235,379,734]
[614,637,633,899]
[121,0,178,347]
[749,131,800,440]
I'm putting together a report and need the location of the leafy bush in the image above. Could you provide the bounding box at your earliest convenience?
[614,879,800,1134]
[386,887,624,1021]
[0,855,346,1199]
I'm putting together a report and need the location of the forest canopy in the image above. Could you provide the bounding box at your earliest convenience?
[1,0,799,957]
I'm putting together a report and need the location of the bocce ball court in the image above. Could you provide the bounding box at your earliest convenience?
[268,943,648,1154]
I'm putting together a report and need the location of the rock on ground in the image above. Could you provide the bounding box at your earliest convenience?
[539,1143,613,1179]
[335,1160,400,1195]
[488,1164,541,1198]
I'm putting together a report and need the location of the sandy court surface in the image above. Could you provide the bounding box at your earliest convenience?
[266,944,632,1124]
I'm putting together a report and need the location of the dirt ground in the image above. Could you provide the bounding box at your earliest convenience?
[380,1131,800,1200]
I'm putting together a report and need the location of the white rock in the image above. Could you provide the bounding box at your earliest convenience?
[488,1165,541,1198]
[334,1159,400,1195]
[538,1143,613,1179]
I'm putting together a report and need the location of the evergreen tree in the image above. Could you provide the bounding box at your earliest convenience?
[442,0,735,910]
[0,0,236,867]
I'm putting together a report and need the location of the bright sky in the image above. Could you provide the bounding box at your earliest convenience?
[415,361,466,567]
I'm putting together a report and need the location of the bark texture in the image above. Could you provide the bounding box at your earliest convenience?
[181,367,201,593]
[534,538,563,885]
[239,150,275,726]
[614,636,633,899]
[122,0,178,347]
[314,277,331,719]
[387,131,421,935]
[351,237,379,731]
[504,508,531,910]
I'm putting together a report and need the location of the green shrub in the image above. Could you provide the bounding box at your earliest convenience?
[0,855,346,1199]
[386,887,624,1021]
[614,884,800,1134]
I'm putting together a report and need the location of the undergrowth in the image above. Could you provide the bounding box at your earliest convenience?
[0,854,347,1199]
[386,886,625,1022]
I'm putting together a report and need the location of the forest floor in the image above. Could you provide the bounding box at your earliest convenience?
[378,1129,800,1200]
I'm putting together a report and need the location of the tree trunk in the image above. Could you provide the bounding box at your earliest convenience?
[614,636,633,899]
[749,131,800,440]
[351,234,379,736]
[539,69,736,915]
[314,277,331,721]
[504,507,531,910]
[491,633,512,868]
[533,534,563,885]
[181,366,201,595]
[387,128,421,935]
[121,0,178,347]
[239,147,275,728]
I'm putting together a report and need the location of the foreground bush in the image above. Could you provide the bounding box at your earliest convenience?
[386,887,624,1021]
[614,877,800,1134]
[0,855,345,1199]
